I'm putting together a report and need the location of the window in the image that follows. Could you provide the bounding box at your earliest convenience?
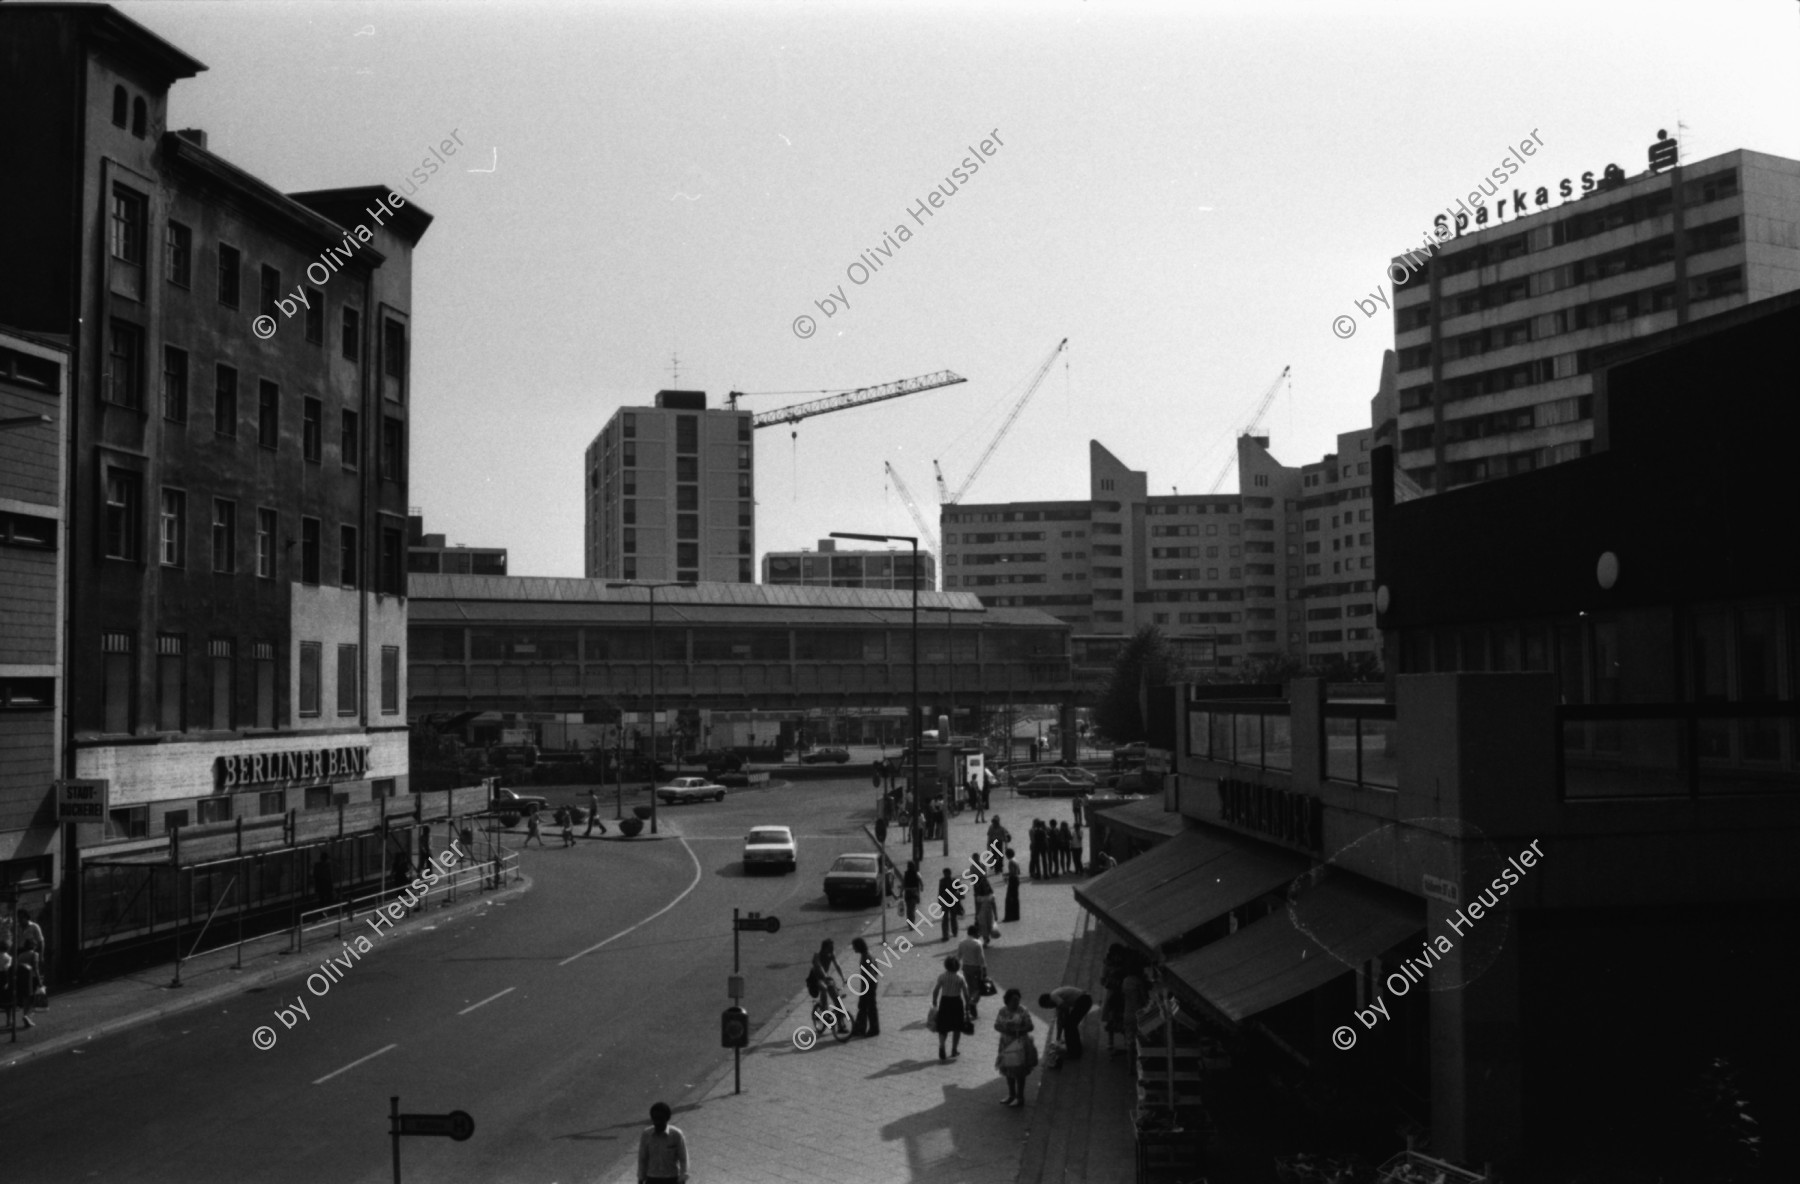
[622,558,637,580]
[211,499,237,573]
[738,444,751,470]
[339,524,358,588]
[215,365,237,437]
[111,185,147,265]
[300,517,320,584]
[102,632,133,732]
[379,526,404,594]
[303,289,324,344]
[738,473,752,498]
[676,415,698,453]
[165,222,191,287]
[107,319,144,409]
[738,416,751,442]
[159,488,185,566]
[303,398,322,462]
[623,441,638,467]
[677,514,699,540]
[298,641,321,717]
[208,640,233,730]
[677,542,699,568]
[337,644,359,715]
[260,266,280,318]
[381,416,404,481]
[253,642,276,728]
[104,469,142,560]
[622,499,636,525]
[340,409,359,469]
[372,779,397,799]
[676,456,697,482]
[622,412,636,438]
[341,307,361,360]
[383,318,407,383]
[0,511,55,551]
[255,509,276,579]
[257,381,279,449]
[156,635,183,731]
[623,528,636,554]
[381,646,400,714]
[217,244,240,307]
[161,346,188,422]
[739,529,752,556]
[738,501,753,527]
[259,791,286,817]
[197,797,232,825]
[676,485,699,511]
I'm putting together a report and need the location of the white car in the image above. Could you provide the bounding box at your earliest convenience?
[743,825,798,874]
[657,776,728,805]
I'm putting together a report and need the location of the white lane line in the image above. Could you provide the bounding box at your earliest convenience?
[312,1043,397,1085]
[458,987,515,1015]
[559,837,704,967]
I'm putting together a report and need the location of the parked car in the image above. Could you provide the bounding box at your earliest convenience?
[1103,771,1151,792]
[691,749,746,774]
[1112,741,1148,763]
[800,746,851,764]
[743,825,798,874]
[1017,772,1091,798]
[823,853,892,907]
[657,776,728,805]
[490,787,550,827]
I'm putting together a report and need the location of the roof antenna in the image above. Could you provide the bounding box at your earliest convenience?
[669,350,681,387]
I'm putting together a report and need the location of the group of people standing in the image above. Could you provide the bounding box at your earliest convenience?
[1,907,48,1031]
[1027,804,1084,879]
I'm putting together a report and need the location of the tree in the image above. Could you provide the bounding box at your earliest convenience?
[1093,626,1184,743]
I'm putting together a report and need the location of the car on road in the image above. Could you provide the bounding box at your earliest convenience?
[743,825,798,874]
[690,749,746,774]
[823,853,893,907]
[1016,771,1093,798]
[657,776,728,805]
[490,787,551,827]
[800,746,851,764]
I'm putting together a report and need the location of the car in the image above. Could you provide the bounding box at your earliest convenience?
[1103,771,1151,792]
[1017,772,1091,798]
[1112,741,1148,762]
[657,776,728,805]
[490,787,550,827]
[823,853,893,907]
[691,749,746,774]
[743,825,797,874]
[800,746,851,764]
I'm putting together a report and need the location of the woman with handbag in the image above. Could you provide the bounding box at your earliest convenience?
[993,988,1037,1106]
[930,955,971,1062]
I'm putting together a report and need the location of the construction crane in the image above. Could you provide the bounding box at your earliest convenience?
[883,461,940,559]
[935,338,1068,505]
[725,370,966,429]
[1207,365,1291,494]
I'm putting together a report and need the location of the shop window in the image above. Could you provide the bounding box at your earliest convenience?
[259,791,286,816]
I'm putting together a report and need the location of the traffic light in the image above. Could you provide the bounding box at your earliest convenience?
[721,1006,749,1048]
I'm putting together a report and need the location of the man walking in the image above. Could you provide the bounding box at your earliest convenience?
[637,1100,690,1184]
[585,789,608,837]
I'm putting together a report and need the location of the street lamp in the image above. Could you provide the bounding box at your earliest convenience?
[832,531,941,855]
[605,580,695,835]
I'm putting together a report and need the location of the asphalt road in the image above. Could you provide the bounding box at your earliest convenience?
[0,776,893,1184]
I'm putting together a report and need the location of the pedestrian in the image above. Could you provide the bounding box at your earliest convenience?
[637,1100,689,1184]
[1058,821,1076,874]
[973,777,986,823]
[874,790,890,845]
[973,875,999,945]
[1039,985,1095,1060]
[933,797,947,840]
[418,824,432,870]
[1051,819,1071,876]
[524,808,544,848]
[313,851,335,909]
[17,938,44,1029]
[911,809,926,866]
[1003,847,1022,923]
[849,937,881,1038]
[560,806,576,848]
[585,789,608,837]
[932,955,971,1062]
[902,860,923,926]
[937,868,962,942]
[994,987,1037,1107]
[1071,800,1086,871]
[1028,820,1046,880]
[957,931,987,1018]
[986,815,1011,859]
[0,940,18,1029]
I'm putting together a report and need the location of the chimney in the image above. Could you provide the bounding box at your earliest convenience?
[817,539,836,552]
[174,128,208,150]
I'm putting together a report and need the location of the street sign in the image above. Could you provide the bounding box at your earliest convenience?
[54,779,108,822]
[395,1111,474,1141]
[734,913,780,933]
[1421,873,1460,905]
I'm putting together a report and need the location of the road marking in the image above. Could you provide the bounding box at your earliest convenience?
[458,987,515,1015]
[559,838,703,966]
[313,1043,397,1085]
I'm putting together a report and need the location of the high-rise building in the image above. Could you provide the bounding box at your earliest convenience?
[761,539,935,590]
[0,4,420,847]
[1380,144,1800,494]
[942,435,1379,675]
[585,391,754,583]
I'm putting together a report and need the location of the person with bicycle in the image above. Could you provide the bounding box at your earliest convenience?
[808,939,849,1035]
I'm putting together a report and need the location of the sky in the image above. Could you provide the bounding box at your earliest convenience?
[120,0,1800,577]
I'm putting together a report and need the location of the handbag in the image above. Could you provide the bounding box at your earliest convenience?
[926,1005,939,1033]
[962,1017,975,1036]
[981,977,998,997]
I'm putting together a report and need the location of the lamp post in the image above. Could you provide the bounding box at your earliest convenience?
[832,531,932,853]
[605,580,694,835]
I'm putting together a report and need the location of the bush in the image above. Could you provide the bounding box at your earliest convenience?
[619,817,644,837]
[632,805,654,820]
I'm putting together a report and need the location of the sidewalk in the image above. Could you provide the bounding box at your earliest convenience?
[597,798,1135,1184]
[0,853,530,1071]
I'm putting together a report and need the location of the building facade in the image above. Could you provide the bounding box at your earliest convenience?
[943,435,1379,676]
[1383,144,1800,494]
[408,512,506,577]
[0,5,417,855]
[584,390,754,584]
[761,538,934,590]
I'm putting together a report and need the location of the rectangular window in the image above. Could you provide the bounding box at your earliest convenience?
[257,381,279,449]
[259,791,286,817]
[739,501,753,527]
[303,398,322,461]
[677,514,699,540]
[622,528,636,554]
[260,265,280,319]
[159,488,185,567]
[677,542,699,568]
[108,319,144,409]
[301,517,320,584]
[676,486,699,511]
[340,409,359,469]
[676,455,696,482]
[342,307,361,360]
[215,365,237,438]
[380,526,404,594]
[738,473,752,498]
[103,632,132,733]
[675,415,698,454]
[304,289,324,344]
[254,642,276,728]
[209,640,233,730]
[623,441,638,467]
[336,644,359,716]
[217,243,240,307]
[161,346,188,422]
[381,416,404,481]
[298,641,321,717]
[165,221,192,287]
[211,499,237,573]
[156,635,183,731]
[197,797,232,825]
[383,318,407,383]
[255,508,276,579]
[339,524,358,588]
[622,412,636,438]
[111,185,147,265]
[738,444,751,470]
[104,469,142,560]
[381,645,400,714]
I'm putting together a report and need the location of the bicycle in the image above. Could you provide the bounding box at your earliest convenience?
[808,981,853,1044]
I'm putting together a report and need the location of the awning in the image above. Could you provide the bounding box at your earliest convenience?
[1089,795,1185,841]
[1074,826,1310,955]
[1164,871,1423,1023]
